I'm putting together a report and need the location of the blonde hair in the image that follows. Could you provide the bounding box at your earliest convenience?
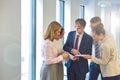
[43,21,62,41]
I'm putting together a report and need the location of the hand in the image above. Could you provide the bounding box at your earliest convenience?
[62,52,69,59]
[58,52,63,56]
[71,49,80,55]
[81,55,92,59]
[72,56,79,61]
[58,61,62,64]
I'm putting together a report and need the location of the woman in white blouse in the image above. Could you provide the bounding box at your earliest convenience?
[53,28,65,80]
[82,23,120,80]
[40,21,68,80]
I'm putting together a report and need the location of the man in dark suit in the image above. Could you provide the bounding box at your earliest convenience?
[63,18,93,80]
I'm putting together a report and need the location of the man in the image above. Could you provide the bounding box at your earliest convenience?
[63,18,93,80]
[89,16,103,80]
[81,23,120,80]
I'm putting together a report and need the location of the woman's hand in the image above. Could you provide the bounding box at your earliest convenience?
[61,52,69,59]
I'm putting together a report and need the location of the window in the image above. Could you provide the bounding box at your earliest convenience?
[36,0,43,80]
[80,5,85,19]
[59,0,65,27]
[56,0,65,27]
[21,0,32,80]
[21,0,36,80]
[111,11,120,59]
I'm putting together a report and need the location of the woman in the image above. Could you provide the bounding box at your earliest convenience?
[82,23,120,80]
[40,21,68,80]
[53,28,64,54]
[53,28,65,80]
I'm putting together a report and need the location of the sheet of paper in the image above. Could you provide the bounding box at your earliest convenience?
[75,54,87,57]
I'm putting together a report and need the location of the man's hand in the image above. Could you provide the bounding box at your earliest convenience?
[71,49,80,55]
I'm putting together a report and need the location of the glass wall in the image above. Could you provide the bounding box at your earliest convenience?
[21,0,36,80]
[21,0,32,80]
[36,0,43,80]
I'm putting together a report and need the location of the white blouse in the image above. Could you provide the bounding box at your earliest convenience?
[53,39,63,54]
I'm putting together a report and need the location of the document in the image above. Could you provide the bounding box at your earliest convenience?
[75,54,87,57]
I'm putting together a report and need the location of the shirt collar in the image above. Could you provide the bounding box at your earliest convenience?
[76,31,84,37]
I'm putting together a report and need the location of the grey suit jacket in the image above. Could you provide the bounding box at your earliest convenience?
[91,36,120,77]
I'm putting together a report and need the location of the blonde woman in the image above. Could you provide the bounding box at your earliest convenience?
[40,21,68,80]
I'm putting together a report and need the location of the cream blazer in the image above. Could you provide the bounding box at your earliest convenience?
[91,36,120,77]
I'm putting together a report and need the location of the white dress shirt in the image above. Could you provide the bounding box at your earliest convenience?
[70,31,84,60]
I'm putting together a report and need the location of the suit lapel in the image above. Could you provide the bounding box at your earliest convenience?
[71,31,76,47]
[79,32,87,53]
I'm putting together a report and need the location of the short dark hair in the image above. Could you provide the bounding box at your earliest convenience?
[92,23,105,35]
[75,18,86,28]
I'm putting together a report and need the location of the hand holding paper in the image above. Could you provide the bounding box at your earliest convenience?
[75,54,91,59]
[71,49,80,55]
[69,54,79,61]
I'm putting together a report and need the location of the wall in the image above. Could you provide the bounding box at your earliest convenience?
[84,0,101,34]
[0,0,21,80]
[43,0,56,31]
[71,0,80,30]
[64,0,84,41]
[64,0,100,35]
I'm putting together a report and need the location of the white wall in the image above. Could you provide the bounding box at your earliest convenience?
[71,0,80,30]
[43,0,56,31]
[64,0,101,35]
[64,0,86,41]
[84,0,101,34]
[0,0,21,80]
[64,0,88,30]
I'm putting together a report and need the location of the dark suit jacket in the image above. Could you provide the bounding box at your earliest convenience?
[63,31,93,74]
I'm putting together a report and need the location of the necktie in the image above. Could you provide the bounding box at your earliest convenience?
[95,41,100,58]
[74,35,79,49]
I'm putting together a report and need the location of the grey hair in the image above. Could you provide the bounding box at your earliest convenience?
[92,23,105,35]
[75,18,86,28]
[90,16,101,24]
